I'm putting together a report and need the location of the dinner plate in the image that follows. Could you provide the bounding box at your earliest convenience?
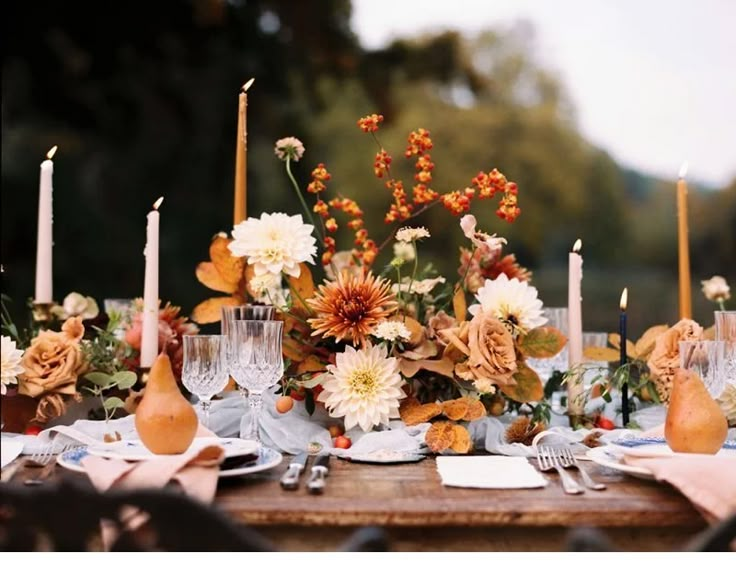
[57,445,283,478]
[337,450,426,464]
[87,437,259,461]
[587,438,736,481]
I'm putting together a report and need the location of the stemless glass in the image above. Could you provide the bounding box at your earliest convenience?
[227,320,284,442]
[182,335,229,429]
[679,340,726,398]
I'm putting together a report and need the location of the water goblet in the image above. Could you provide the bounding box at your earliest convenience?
[182,335,229,429]
[679,340,726,398]
[525,307,569,381]
[221,304,276,335]
[227,320,284,443]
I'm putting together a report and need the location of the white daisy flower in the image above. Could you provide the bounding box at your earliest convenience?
[393,241,416,262]
[229,212,317,278]
[318,343,405,432]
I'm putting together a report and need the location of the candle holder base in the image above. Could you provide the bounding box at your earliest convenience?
[32,302,57,323]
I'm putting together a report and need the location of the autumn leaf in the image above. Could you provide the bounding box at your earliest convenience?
[283,336,313,362]
[209,234,245,288]
[441,399,470,421]
[464,398,487,421]
[453,286,467,323]
[450,425,472,453]
[425,421,455,452]
[399,357,455,378]
[518,327,567,359]
[191,296,243,324]
[399,399,442,426]
[297,355,326,374]
[583,346,620,362]
[196,261,238,294]
[499,361,544,403]
[288,263,316,315]
[608,334,638,359]
[402,316,425,347]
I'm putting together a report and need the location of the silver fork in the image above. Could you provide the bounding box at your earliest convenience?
[24,442,69,486]
[558,447,606,490]
[537,445,584,494]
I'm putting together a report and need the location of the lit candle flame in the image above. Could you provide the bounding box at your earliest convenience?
[153,196,164,210]
[679,161,688,179]
[242,78,255,93]
[620,287,628,311]
[46,146,58,160]
[572,238,582,253]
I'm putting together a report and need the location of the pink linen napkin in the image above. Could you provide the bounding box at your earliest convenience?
[622,451,736,522]
[80,426,225,548]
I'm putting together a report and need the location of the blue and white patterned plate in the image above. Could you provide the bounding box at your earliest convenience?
[58,446,283,478]
[87,437,259,462]
[612,437,736,451]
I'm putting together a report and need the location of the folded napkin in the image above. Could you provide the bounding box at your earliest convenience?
[622,451,736,522]
[81,426,224,549]
[436,455,547,489]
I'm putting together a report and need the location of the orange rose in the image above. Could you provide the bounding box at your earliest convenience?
[19,317,86,399]
[647,318,703,402]
[441,312,517,393]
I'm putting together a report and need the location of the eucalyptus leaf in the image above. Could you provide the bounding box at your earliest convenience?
[84,372,116,387]
[103,397,125,411]
[111,371,137,390]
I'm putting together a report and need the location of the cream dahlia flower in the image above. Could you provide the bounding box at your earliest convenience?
[318,343,405,432]
[468,273,546,332]
[1,335,25,395]
[229,212,317,277]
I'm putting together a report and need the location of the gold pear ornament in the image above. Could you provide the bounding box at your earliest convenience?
[135,352,198,454]
[665,368,728,455]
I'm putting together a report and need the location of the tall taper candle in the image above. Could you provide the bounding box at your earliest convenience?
[677,162,691,319]
[234,78,254,226]
[141,197,164,368]
[619,288,629,427]
[35,146,57,304]
[567,238,584,422]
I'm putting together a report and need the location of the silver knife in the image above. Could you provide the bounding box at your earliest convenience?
[279,452,308,490]
[306,453,330,494]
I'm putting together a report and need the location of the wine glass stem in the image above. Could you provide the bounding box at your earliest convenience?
[248,393,263,443]
[200,399,211,430]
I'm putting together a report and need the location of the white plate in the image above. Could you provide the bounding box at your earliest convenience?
[337,450,426,464]
[58,445,283,478]
[87,437,259,461]
[1,439,24,468]
[587,438,736,481]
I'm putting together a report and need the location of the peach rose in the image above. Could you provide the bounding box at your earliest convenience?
[441,312,517,393]
[647,318,703,402]
[19,317,86,399]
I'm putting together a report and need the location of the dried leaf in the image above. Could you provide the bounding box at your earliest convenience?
[441,399,469,421]
[634,324,668,359]
[283,336,312,362]
[518,327,567,359]
[425,421,455,452]
[196,261,238,293]
[400,399,442,426]
[450,425,472,453]
[583,346,620,362]
[499,362,544,403]
[297,355,326,374]
[191,296,243,324]
[210,234,245,287]
[453,286,467,322]
[402,316,425,347]
[399,357,455,378]
[288,263,316,315]
[464,398,487,421]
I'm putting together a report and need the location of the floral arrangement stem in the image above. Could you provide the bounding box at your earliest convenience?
[286,157,317,229]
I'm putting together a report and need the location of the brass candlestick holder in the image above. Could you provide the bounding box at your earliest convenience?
[32,302,57,323]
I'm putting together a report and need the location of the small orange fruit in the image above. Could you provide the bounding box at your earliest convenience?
[334,435,352,449]
[276,396,294,414]
[328,424,344,438]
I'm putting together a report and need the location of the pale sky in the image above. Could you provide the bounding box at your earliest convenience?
[351,0,736,187]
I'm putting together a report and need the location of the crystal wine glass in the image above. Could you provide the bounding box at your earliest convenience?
[182,335,229,429]
[227,320,284,442]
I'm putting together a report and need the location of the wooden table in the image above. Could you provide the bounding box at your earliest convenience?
[215,455,706,551]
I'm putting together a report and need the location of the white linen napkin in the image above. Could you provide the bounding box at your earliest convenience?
[436,455,548,489]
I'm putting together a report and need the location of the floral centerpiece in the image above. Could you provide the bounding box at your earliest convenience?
[0,292,198,434]
[193,114,568,452]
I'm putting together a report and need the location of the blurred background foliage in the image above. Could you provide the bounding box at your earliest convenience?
[2,0,734,336]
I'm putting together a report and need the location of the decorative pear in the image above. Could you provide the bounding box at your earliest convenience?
[135,352,198,455]
[665,368,728,454]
